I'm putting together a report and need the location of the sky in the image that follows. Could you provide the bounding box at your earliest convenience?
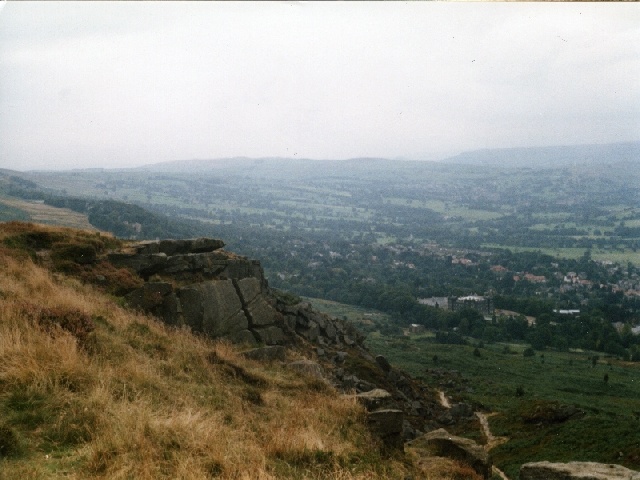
[0,2,639,171]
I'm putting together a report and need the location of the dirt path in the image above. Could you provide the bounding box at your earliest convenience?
[438,389,510,479]
[475,412,508,450]
[438,390,451,409]
[475,411,510,480]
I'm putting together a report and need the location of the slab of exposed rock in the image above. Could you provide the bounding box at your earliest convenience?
[356,388,394,411]
[409,428,491,479]
[180,280,248,337]
[252,325,285,345]
[135,238,225,255]
[520,461,640,480]
[108,249,263,283]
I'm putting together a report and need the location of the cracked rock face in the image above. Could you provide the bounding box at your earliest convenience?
[120,239,284,345]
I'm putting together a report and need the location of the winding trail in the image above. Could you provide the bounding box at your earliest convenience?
[438,390,451,409]
[438,390,510,480]
[475,411,510,480]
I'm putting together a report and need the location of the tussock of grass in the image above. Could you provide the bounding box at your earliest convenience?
[0,223,416,479]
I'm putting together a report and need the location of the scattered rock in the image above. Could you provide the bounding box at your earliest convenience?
[520,461,640,480]
[335,351,348,363]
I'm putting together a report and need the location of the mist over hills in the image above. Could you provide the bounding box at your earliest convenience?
[134,141,640,175]
[441,141,640,169]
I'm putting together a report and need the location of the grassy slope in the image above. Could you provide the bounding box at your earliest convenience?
[0,222,483,480]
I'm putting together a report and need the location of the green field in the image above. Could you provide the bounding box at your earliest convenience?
[365,332,640,478]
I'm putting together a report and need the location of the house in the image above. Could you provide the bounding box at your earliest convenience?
[448,295,494,315]
[524,273,546,283]
[418,297,449,309]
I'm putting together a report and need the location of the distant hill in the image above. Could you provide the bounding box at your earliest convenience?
[137,141,640,175]
[135,155,429,181]
[441,141,640,169]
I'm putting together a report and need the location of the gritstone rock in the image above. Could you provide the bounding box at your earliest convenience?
[520,461,640,480]
[409,428,491,479]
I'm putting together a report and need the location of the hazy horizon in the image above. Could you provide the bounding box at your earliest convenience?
[1,2,639,171]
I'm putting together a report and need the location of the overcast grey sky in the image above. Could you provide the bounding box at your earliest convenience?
[1,2,639,171]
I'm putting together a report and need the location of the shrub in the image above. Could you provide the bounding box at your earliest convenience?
[0,423,21,457]
[20,303,95,348]
[523,347,535,357]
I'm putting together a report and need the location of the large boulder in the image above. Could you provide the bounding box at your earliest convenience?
[367,409,404,452]
[409,428,491,479]
[520,461,640,480]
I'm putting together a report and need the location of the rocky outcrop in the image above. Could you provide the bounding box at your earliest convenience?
[108,238,264,284]
[115,238,366,348]
[520,461,640,480]
[408,428,492,479]
[276,300,364,347]
[115,239,282,345]
[109,238,448,451]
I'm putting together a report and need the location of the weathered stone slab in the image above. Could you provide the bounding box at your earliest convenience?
[236,277,262,304]
[177,280,248,337]
[356,388,394,411]
[409,428,491,479]
[136,238,225,255]
[246,295,278,327]
[520,461,640,480]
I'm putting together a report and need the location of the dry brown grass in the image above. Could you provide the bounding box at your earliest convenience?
[0,198,95,231]
[0,223,417,479]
